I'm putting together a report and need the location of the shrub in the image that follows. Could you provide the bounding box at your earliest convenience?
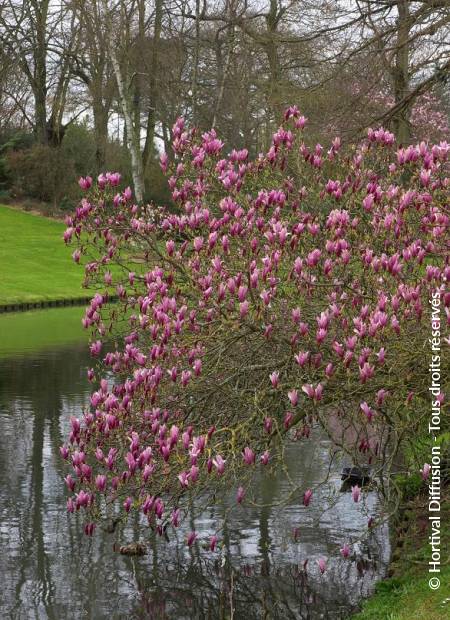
[6,143,77,205]
[61,109,448,555]
[61,122,97,177]
[0,130,34,194]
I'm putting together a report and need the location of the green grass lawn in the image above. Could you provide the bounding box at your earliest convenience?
[0,204,86,304]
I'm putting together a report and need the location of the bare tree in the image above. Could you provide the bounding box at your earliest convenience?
[68,0,116,169]
[99,0,145,202]
[0,0,78,143]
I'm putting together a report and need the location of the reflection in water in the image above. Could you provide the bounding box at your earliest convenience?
[0,312,390,619]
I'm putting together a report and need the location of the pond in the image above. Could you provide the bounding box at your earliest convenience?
[0,307,390,619]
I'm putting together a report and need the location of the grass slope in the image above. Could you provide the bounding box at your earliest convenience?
[353,495,450,620]
[0,205,85,304]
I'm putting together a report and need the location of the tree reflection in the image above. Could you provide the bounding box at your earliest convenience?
[131,556,351,620]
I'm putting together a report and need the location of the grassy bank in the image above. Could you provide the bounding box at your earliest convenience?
[0,204,85,304]
[354,489,449,619]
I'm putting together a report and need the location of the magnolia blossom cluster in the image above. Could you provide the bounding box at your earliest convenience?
[62,107,448,567]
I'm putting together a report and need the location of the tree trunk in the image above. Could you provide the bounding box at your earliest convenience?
[93,101,109,171]
[212,0,236,129]
[33,0,50,144]
[264,0,283,123]
[34,88,48,144]
[392,0,411,145]
[102,0,145,203]
[191,0,201,124]
[111,50,145,203]
[142,0,163,171]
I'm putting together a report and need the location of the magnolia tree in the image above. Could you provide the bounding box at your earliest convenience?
[61,108,448,555]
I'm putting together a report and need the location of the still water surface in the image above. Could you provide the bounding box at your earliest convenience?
[0,308,390,619]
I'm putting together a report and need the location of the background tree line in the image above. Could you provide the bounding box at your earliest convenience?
[0,0,449,211]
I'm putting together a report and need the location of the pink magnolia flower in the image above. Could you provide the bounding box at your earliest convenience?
[260,290,271,305]
[143,464,154,482]
[239,300,249,318]
[340,543,351,558]
[170,425,180,444]
[209,535,218,551]
[181,370,191,387]
[95,475,107,492]
[193,237,204,252]
[64,474,75,492]
[160,152,169,172]
[78,176,92,190]
[189,464,199,482]
[288,389,299,406]
[269,371,280,388]
[90,340,102,357]
[242,447,255,465]
[295,351,310,366]
[303,489,313,506]
[420,463,431,480]
[298,321,309,336]
[166,240,175,256]
[302,384,315,399]
[376,389,388,406]
[325,362,334,378]
[171,509,180,527]
[123,497,132,513]
[351,485,361,502]
[236,486,245,503]
[154,498,164,518]
[212,455,226,475]
[237,285,248,302]
[284,411,294,429]
[97,173,107,189]
[360,402,375,422]
[359,363,374,383]
[317,558,327,574]
[178,471,189,488]
[193,359,202,376]
[71,450,85,466]
[107,172,121,186]
[377,347,386,364]
[302,383,323,401]
[264,417,273,434]
[187,531,197,547]
[292,307,301,323]
[260,450,270,465]
[315,384,323,401]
